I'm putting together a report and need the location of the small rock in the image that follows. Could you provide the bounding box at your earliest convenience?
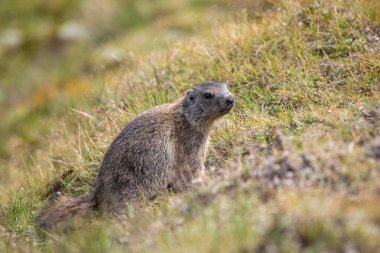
[369,144,380,160]
[58,21,91,41]
[0,28,23,48]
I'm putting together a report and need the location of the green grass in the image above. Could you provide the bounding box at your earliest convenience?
[0,0,258,158]
[1,0,380,252]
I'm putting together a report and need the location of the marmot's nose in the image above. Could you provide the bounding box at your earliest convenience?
[225,95,234,108]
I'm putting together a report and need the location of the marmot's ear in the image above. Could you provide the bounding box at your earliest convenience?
[186,89,195,103]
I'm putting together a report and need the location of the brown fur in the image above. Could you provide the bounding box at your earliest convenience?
[36,82,234,230]
[37,194,95,230]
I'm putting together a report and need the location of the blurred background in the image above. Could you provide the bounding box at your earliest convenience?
[1,1,380,251]
[0,0,273,159]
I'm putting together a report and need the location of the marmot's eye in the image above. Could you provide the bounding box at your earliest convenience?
[204,91,213,99]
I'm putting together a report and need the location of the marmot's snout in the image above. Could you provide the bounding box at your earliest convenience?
[224,94,234,110]
[219,93,234,113]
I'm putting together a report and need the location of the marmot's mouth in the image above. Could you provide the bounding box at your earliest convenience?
[220,108,232,114]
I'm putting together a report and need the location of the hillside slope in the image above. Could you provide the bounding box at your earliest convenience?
[1,0,380,252]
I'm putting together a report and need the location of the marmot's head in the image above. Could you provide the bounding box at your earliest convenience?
[183,82,234,127]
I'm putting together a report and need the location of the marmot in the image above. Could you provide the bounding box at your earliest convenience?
[37,82,234,229]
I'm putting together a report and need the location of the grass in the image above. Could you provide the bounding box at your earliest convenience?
[0,0,261,157]
[1,0,380,252]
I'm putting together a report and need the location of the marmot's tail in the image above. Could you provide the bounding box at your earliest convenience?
[36,194,96,230]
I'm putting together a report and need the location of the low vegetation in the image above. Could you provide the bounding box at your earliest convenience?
[1,0,379,252]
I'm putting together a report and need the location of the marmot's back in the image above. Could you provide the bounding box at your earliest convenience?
[95,104,178,208]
